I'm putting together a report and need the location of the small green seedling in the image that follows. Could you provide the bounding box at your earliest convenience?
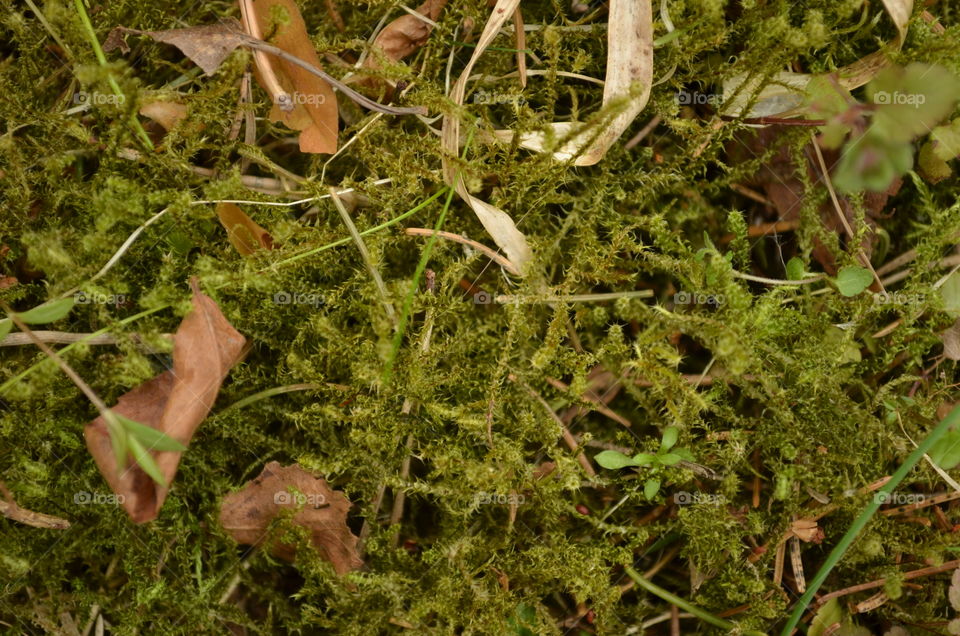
[104,412,187,486]
[594,427,694,499]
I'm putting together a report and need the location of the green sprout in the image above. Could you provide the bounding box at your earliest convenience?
[594,427,694,500]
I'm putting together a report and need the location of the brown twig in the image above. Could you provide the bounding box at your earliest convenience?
[814,559,960,607]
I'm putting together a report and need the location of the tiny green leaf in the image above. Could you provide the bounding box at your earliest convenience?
[632,453,656,466]
[16,297,76,324]
[785,257,805,281]
[594,450,638,469]
[644,478,661,500]
[127,435,167,486]
[0,319,11,341]
[834,266,873,297]
[674,447,695,462]
[660,426,679,451]
[658,453,683,466]
[117,414,187,452]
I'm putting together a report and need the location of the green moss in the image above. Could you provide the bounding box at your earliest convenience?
[3,0,960,633]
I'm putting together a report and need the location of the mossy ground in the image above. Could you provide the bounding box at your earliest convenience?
[3,0,960,634]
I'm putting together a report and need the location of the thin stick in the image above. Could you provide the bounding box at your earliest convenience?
[814,559,960,607]
[810,135,885,293]
[330,188,397,324]
[508,374,596,478]
[0,482,70,529]
[403,227,520,275]
[238,0,293,112]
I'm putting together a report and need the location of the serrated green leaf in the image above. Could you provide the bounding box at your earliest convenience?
[632,452,656,466]
[835,266,873,297]
[117,414,187,452]
[594,450,638,469]
[644,478,660,500]
[127,435,167,486]
[660,426,679,451]
[658,453,683,466]
[17,297,76,324]
[786,257,805,281]
[0,319,11,341]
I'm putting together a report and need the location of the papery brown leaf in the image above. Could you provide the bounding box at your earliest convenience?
[84,279,246,523]
[216,202,275,255]
[362,0,447,78]
[248,0,338,154]
[105,22,248,76]
[219,462,363,574]
[139,100,190,132]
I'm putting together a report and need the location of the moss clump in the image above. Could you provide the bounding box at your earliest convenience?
[3,0,960,633]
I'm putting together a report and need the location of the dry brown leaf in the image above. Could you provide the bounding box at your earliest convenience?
[441,0,531,274]
[139,100,190,132]
[104,21,249,75]
[216,202,275,255]
[247,0,339,154]
[942,318,960,361]
[84,279,247,523]
[362,0,447,82]
[219,462,363,574]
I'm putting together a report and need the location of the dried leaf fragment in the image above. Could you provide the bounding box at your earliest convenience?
[84,279,247,523]
[362,0,447,76]
[219,462,363,574]
[216,203,275,255]
[104,21,249,76]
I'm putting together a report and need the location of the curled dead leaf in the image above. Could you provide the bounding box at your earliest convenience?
[84,279,247,523]
[361,0,448,89]
[219,462,363,574]
[216,202,275,255]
